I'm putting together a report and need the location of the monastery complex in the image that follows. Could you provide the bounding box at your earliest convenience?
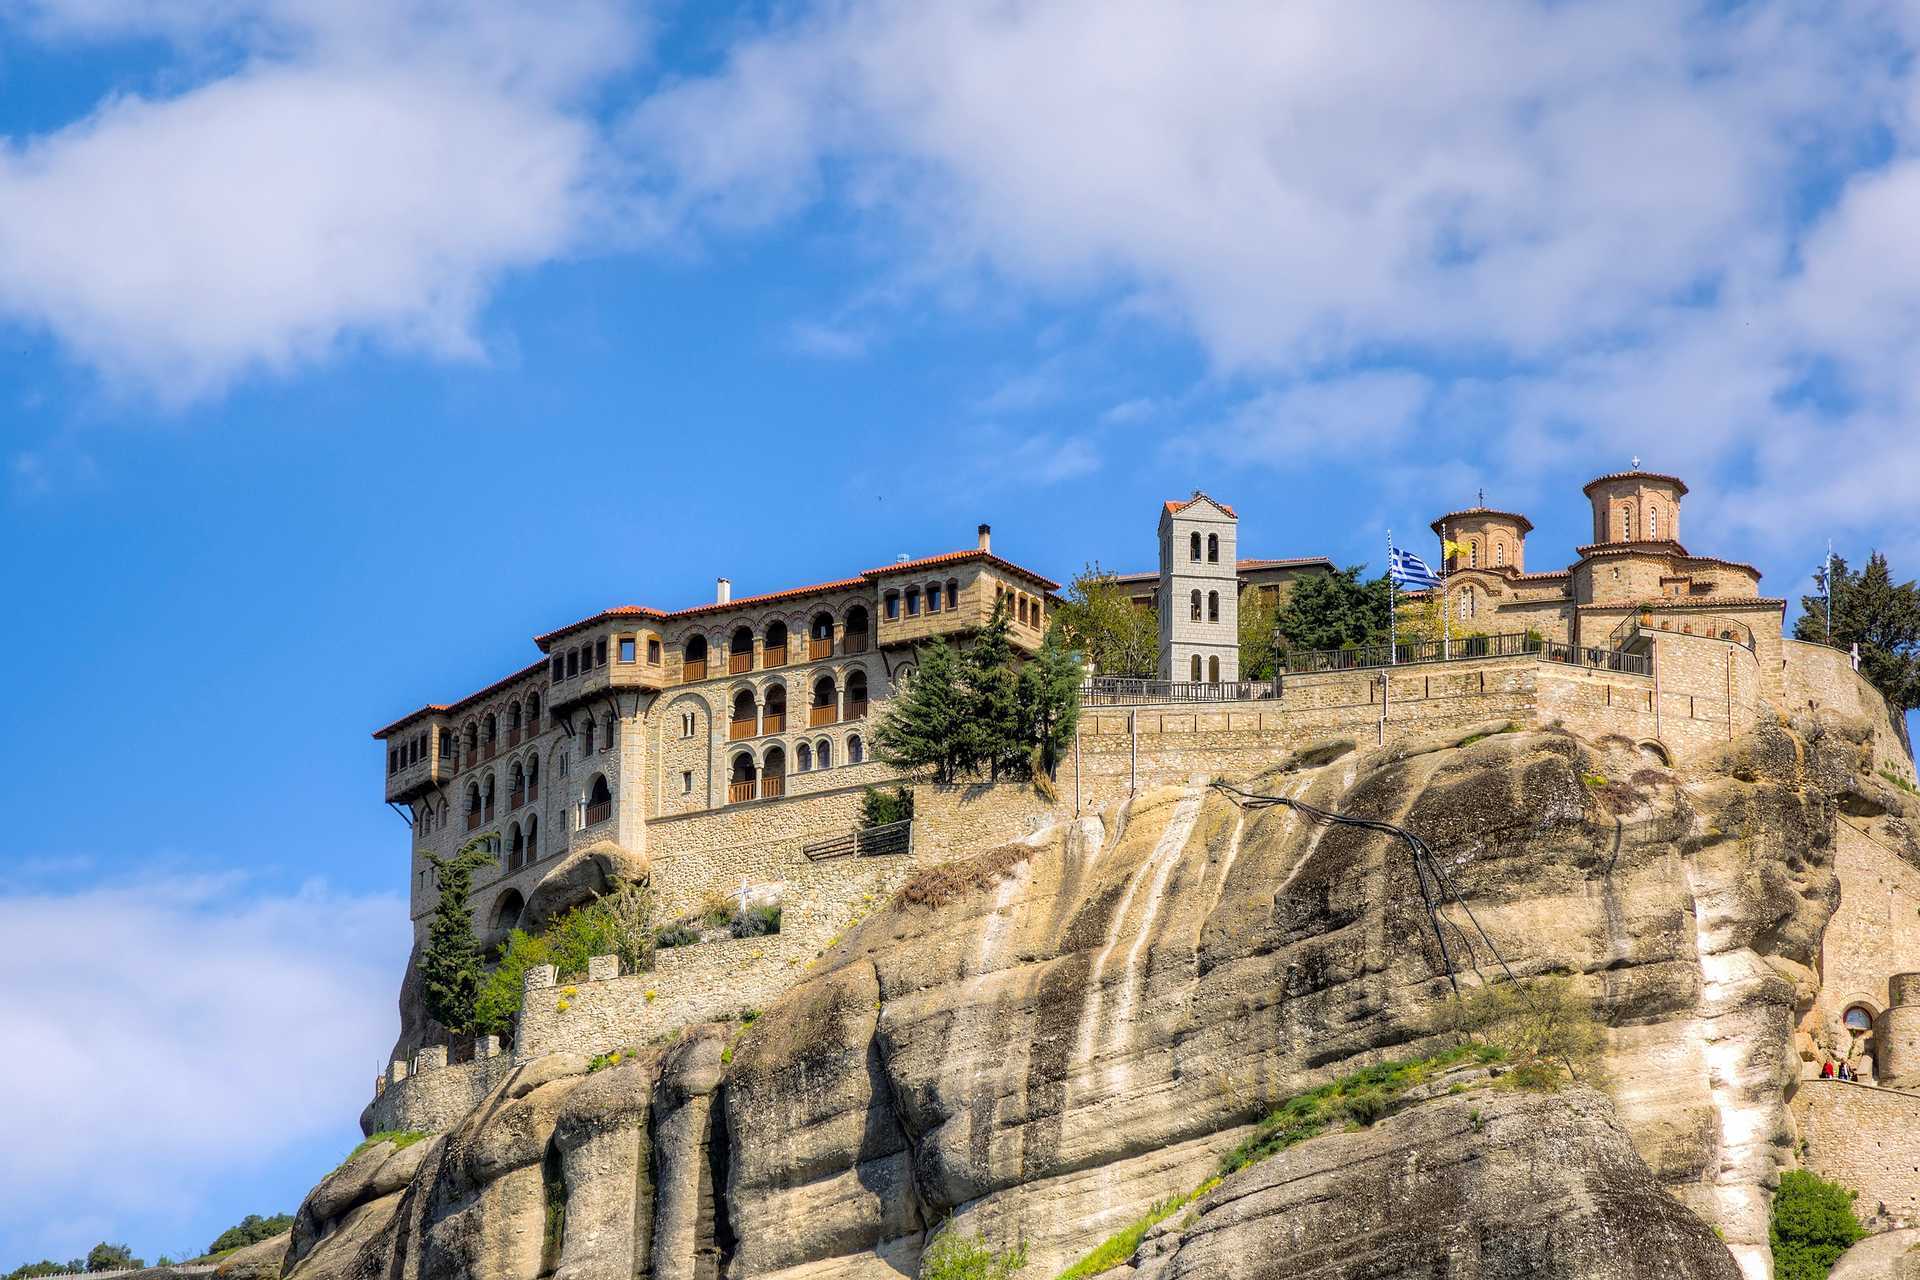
[366,466,1916,1141]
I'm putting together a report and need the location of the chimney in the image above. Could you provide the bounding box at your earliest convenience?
[977,523,992,553]
[716,577,731,605]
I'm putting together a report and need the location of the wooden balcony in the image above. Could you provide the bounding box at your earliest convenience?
[761,773,785,800]
[764,644,789,669]
[483,742,497,761]
[808,637,832,661]
[845,699,868,721]
[727,780,757,804]
[483,801,495,822]
[844,632,870,655]
[467,811,481,832]
[509,788,525,810]
[809,705,836,727]
[682,659,707,683]
[584,801,612,827]
[528,781,539,803]
[763,710,786,734]
[729,717,756,741]
[729,651,753,674]
[507,728,522,748]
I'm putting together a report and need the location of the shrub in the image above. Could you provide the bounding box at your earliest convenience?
[920,1227,1026,1280]
[730,904,782,938]
[344,1130,429,1168]
[655,922,700,949]
[1055,1194,1189,1279]
[473,880,654,1034]
[860,784,915,828]
[475,929,550,1036]
[207,1212,294,1256]
[1771,1170,1866,1280]
[1440,976,1606,1086]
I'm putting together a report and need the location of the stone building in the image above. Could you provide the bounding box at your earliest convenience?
[1428,468,1787,693]
[374,523,1058,939]
[1156,492,1244,684]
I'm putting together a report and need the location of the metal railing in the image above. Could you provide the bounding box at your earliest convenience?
[1283,630,1543,672]
[803,818,914,862]
[1082,676,1281,705]
[1610,611,1755,653]
[1538,641,1653,676]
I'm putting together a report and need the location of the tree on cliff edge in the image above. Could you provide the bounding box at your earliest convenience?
[421,837,496,1036]
[1797,551,1920,709]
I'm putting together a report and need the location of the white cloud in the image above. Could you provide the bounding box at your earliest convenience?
[0,0,639,401]
[0,875,409,1243]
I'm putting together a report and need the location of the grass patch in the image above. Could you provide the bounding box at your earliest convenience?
[1055,1183,1217,1280]
[1458,722,1520,749]
[922,1226,1026,1280]
[1879,765,1919,796]
[343,1129,428,1168]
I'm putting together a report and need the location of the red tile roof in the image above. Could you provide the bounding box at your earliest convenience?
[1429,507,1535,536]
[860,548,1059,589]
[371,658,550,739]
[669,577,867,621]
[1237,556,1336,572]
[1163,493,1238,519]
[1581,470,1689,497]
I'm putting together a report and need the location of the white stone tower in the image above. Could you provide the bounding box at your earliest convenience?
[1158,492,1240,684]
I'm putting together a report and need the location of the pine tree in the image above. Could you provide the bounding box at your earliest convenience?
[1274,566,1391,655]
[420,837,496,1036]
[1796,551,1920,709]
[874,636,970,782]
[1019,628,1084,778]
[963,601,1025,779]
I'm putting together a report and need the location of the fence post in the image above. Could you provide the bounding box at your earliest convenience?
[1129,710,1137,794]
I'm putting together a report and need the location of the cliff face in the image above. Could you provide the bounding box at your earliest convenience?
[287,714,1889,1280]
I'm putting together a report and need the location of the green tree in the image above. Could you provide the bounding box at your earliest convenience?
[859,785,915,827]
[919,1227,1027,1280]
[1770,1169,1866,1280]
[1018,628,1083,778]
[874,635,971,782]
[962,601,1025,779]
[208,1212,294,1255]
[420,836,496,1036]
[1239,586,1280,679]
[86,1243,139,1273]
[1274,566,1391,655]
[1797,552,1920,709]
[1050,561,1159,677]
[6,1261,79,1278]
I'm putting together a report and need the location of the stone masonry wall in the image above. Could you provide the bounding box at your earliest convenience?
[365,1043,515,1136]
[1792,1080,1920,1228]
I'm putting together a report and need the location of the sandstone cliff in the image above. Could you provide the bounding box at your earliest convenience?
[288,714,1899,1280]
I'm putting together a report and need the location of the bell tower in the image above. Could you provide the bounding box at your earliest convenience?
[1158,492,1239,684]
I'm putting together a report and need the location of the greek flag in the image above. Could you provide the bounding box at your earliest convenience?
[1389,546,1441,591]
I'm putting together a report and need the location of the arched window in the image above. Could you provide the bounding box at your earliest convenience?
[1461,586,1477,619]
[1190,531,1202,561]
[845,605,870,653]
[1468,542,1478,569]
[508,822,524,871]
[1208,655,1220,684]
[797,742,812,772]
[1207,533,1219,563]
[765,620,789,665]
[729,752,756,803]
[817,738,832,769]
[762,745,787,799]
[946,579,959,612]
[811,675,837,725]
[1190,654,1202,681]
[884,591,900,620]
[906,587,922,617]
[509,762,525,809]
[1017,596,1028,625]
[1649,506,1660,539]
[1845,1006,1875,1032]
[482,774,496,821]
[527,692,541,727]
[1493,542,1504,566]
[507,703,522,736]
[927,582,943,613]
[1189,590,1202,621]
[1207,591,1219,622]
[567,649,580,678]
[602,712,616,751]
[416,803,430,835]
[584,774,612,826]
[525,814,538,859]
[683,635,708,681]
[526,753,540,801]
[846,670,869,718]
[730,626,755,674]
[847,734,863,765]
[763,683,787,733]
[730,689,758,739]
[1620,506,1632,540]
[581,718,594,753]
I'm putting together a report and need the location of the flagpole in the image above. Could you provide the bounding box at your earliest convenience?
[1826,540,1834,645]
[1387,529,1398,665]
[1440,528,1451,660]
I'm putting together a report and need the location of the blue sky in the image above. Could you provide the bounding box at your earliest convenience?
[3,0,1919,1266]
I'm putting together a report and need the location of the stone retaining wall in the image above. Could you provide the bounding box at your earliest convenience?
[363,1039,515,1136]
[1792,1079,1920,1229]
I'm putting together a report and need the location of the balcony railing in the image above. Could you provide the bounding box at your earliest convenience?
[683,659,708,683]
[727,780,757,804]
[803,818,913,862]
[584,800,612,827]
[483,742,497,761]
[507,728,522,748]
[1275,630,1653,679]
[809,637,832,661]
[509,788,525,810]
[729,651,753,674]
[528,781,539,803]
[764,644,789,669]
[1082,677,1280,705]
[809,704,837,727]
[761,773,786,800]
[1538,641,1654,677]
[483,801,495,822]
[845,699,868,720]
[1610,611,1755,653]
[466,811,481,832]
[763,710,786,734]
[845,632,870,655]
[729,717,755,741]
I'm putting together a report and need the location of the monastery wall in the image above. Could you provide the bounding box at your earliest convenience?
[1791,1080,1920,1229]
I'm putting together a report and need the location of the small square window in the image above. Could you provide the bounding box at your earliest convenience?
[552,657,564,682]
[619,637,637,663]
[596,639,608,666]
[648,638,661,663]
[885,593,900,620]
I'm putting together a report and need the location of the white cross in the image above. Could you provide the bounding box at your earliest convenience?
[735,879,753,910]
[1631,455,1641,469]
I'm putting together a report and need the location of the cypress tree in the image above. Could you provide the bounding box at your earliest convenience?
[1019,627,1084,778]
[963,601,1024,778]
[874,636,969,782]
[420,837,496,1036]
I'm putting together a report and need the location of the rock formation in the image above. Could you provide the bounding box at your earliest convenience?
[288,713,1897,1280]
